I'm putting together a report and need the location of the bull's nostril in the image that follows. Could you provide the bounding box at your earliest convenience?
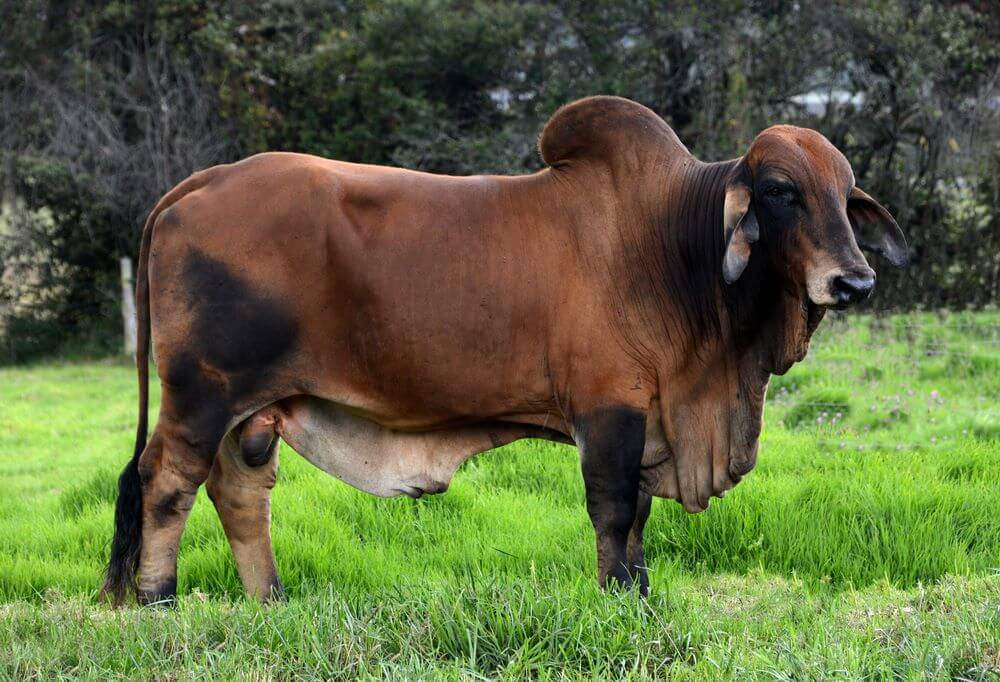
[832,273,875,305]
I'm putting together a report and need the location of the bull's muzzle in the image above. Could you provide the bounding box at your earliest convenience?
[829,268,875,307]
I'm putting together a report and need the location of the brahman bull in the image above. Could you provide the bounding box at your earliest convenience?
[104,96,907,604]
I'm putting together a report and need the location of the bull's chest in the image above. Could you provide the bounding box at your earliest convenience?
[637,397,761,511]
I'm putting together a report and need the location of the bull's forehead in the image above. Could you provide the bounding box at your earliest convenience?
[747,125,854,196]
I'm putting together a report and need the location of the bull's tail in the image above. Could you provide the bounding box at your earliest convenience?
[101,201,154,605]
[102,168,221,605]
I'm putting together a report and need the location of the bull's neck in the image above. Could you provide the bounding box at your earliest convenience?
[631,157,793,372]
[646,158,738,345]
[666,159,736,237]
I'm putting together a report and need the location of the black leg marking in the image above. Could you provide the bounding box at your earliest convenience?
[627,490,652,598]
[575,407,646,593]
[151,490,184,527]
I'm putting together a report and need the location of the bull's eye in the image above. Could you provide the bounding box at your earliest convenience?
[761,184,799,208]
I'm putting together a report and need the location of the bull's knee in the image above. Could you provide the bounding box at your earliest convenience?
[139,440,211,521]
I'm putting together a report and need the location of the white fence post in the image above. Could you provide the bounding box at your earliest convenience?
[120,256,137,359]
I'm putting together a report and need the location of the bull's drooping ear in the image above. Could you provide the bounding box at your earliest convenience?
[722,161,759,284]
[847,187,909,267]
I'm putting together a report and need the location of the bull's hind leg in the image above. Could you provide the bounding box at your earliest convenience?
[136,366,232,605]
[206,415,284,601]
[136,425,215,604]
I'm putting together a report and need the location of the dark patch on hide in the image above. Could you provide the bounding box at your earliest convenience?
[151,490,184,527]
[158,249,300,457]
[182,249,298,374]
[161,351,232,461]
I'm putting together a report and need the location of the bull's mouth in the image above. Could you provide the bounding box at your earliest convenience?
[825,298,853,312]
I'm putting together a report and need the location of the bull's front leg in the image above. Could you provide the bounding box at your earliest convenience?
[626,490,652,596]
[575,407,646,594]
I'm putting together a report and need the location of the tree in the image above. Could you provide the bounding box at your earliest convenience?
[1,0,997,361]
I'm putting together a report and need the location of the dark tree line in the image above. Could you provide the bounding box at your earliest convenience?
[1,0,997,362]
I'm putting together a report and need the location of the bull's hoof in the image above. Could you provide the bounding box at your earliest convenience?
[137,578,178,607]
[264,578,287,603]
[603,564,649,598]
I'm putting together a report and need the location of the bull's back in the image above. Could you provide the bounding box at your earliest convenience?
[149,153,561,427]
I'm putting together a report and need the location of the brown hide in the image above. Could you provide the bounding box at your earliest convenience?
[103,96,910,603]
[140,96,886,514]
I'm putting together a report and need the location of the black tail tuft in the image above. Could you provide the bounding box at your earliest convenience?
[102,423,146,605]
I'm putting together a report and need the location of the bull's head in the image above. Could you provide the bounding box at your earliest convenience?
[721,125,908,308]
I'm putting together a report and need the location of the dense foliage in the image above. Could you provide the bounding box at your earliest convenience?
[1,1,998,361]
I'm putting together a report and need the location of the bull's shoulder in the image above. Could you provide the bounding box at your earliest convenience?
[538,96,690,169]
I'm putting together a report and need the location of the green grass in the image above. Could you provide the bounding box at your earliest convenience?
[0,312,997,679]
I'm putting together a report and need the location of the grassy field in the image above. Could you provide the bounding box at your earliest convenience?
[0,312,997,679]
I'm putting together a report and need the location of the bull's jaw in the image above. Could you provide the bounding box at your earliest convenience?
[806,299,826,334]
[759,287,826,376]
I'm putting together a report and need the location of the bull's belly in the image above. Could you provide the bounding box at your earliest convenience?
[242,395,757,510]
[267,396,564,498]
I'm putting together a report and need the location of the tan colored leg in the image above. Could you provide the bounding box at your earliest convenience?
[136,429,213,604]
[206,432,283,601]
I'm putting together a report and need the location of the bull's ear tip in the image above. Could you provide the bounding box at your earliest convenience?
[889,246,911,268]
[722,260,744,284]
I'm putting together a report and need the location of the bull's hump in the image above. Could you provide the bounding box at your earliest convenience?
[538,96,689,169]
